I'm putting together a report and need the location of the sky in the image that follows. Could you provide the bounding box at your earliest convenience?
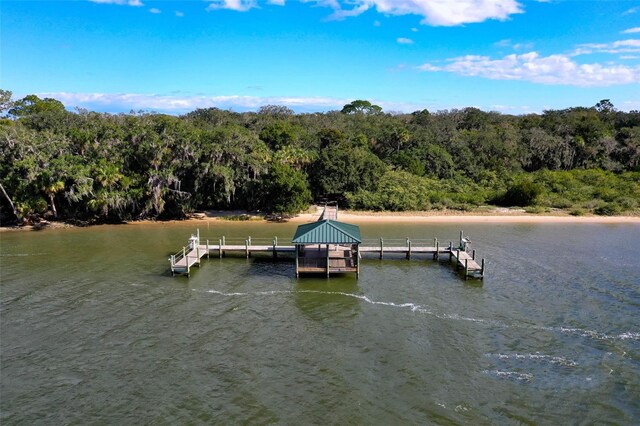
[2,0,640,114]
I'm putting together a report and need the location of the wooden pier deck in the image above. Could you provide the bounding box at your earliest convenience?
[169,231,485,279]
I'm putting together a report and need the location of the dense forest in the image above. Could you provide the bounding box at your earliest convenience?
[1,90,639,225]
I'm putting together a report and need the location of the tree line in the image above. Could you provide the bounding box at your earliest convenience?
[1,91,638,225]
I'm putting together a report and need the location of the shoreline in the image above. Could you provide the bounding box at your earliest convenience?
[2,208,639,232]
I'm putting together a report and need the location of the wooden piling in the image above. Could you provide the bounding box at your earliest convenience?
[456,249,461,270]
[407,240,412,260]
[464,258,469,279]
[449,242,453,261]
[245,239,249,258]
[219,239,222,258]
[206,240,210,259]
[272,238,277,258]
[481,258,485,277]
[434,239,439,260]
[380,238,384,259]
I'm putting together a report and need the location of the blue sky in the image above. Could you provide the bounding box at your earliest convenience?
[2,0,640,114]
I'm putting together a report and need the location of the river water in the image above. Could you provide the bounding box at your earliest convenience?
[1,220,639,424]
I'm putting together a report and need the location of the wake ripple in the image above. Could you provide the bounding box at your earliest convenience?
[0,253,49,257]
[486,352,578,367]
[482,370,534,382]
[199,289,638,343]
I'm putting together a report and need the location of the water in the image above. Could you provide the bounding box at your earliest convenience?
[1,221,639,424]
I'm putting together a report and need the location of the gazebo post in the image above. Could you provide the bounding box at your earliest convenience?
[326,243,330,278]
[356,244,360,279]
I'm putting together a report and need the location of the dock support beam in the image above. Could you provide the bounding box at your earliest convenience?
[206,240,210,259]
[295,245,299,278]
[380,238,384,259]
[449,242,453,261]
[481,258,485,278]
[245,239,249,259]
[406,239,412,260]
[456,250,461,270]
[464,259,469,280]
[434,239,439,260]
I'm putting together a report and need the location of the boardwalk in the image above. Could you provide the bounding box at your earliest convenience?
[169,231,485,279]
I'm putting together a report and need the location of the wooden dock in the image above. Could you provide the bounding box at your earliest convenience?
[169,230,485,279]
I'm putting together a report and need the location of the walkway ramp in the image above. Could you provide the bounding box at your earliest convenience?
[319,204,338,221]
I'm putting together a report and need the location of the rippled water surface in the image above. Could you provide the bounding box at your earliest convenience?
[1,221,639,424]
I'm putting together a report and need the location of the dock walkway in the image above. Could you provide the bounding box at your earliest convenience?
[169,230,485,279]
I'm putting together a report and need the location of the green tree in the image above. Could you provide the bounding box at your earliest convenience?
[9,95,66,117]
[261,163,312,215]
[341,100,382,115]
[0,89,13,117]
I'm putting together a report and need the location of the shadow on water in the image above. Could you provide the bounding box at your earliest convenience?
[293,277,361,322]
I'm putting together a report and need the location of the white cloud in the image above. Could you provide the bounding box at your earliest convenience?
[149,8,161,14]
[571,39,640,56]
[494,38,533,50]
[311,0,523,26]
[397,37,414,44]
[89,0,144,6]
[623,6,639,15]
[35,92,431,114]
[95,0,522,25]
[621,100,640,110]
[206,0,257,12]
[38,92,350,113]
[418,51,640,87]
[175,11,184,17]
[411,27,419,32]
[622,27,640,34]
[490,104,531,113]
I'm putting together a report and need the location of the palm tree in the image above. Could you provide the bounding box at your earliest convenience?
[43,180,64,218]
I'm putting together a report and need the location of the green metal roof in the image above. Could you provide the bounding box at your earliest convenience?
[292,219,361,244]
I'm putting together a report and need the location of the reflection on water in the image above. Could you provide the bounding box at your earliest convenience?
[1,221,639,424]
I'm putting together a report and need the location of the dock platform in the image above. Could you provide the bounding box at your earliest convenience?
[169,230,485,279]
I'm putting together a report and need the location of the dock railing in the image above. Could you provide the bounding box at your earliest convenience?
[169,247,186,268]
[361,238,439,247]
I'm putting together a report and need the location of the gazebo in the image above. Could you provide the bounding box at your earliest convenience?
[291,219,362,278]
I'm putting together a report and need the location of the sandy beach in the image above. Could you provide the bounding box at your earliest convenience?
[286,207,640,224]
[2,207,639,232]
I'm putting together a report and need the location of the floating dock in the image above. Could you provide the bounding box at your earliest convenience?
[169,230,485,280]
